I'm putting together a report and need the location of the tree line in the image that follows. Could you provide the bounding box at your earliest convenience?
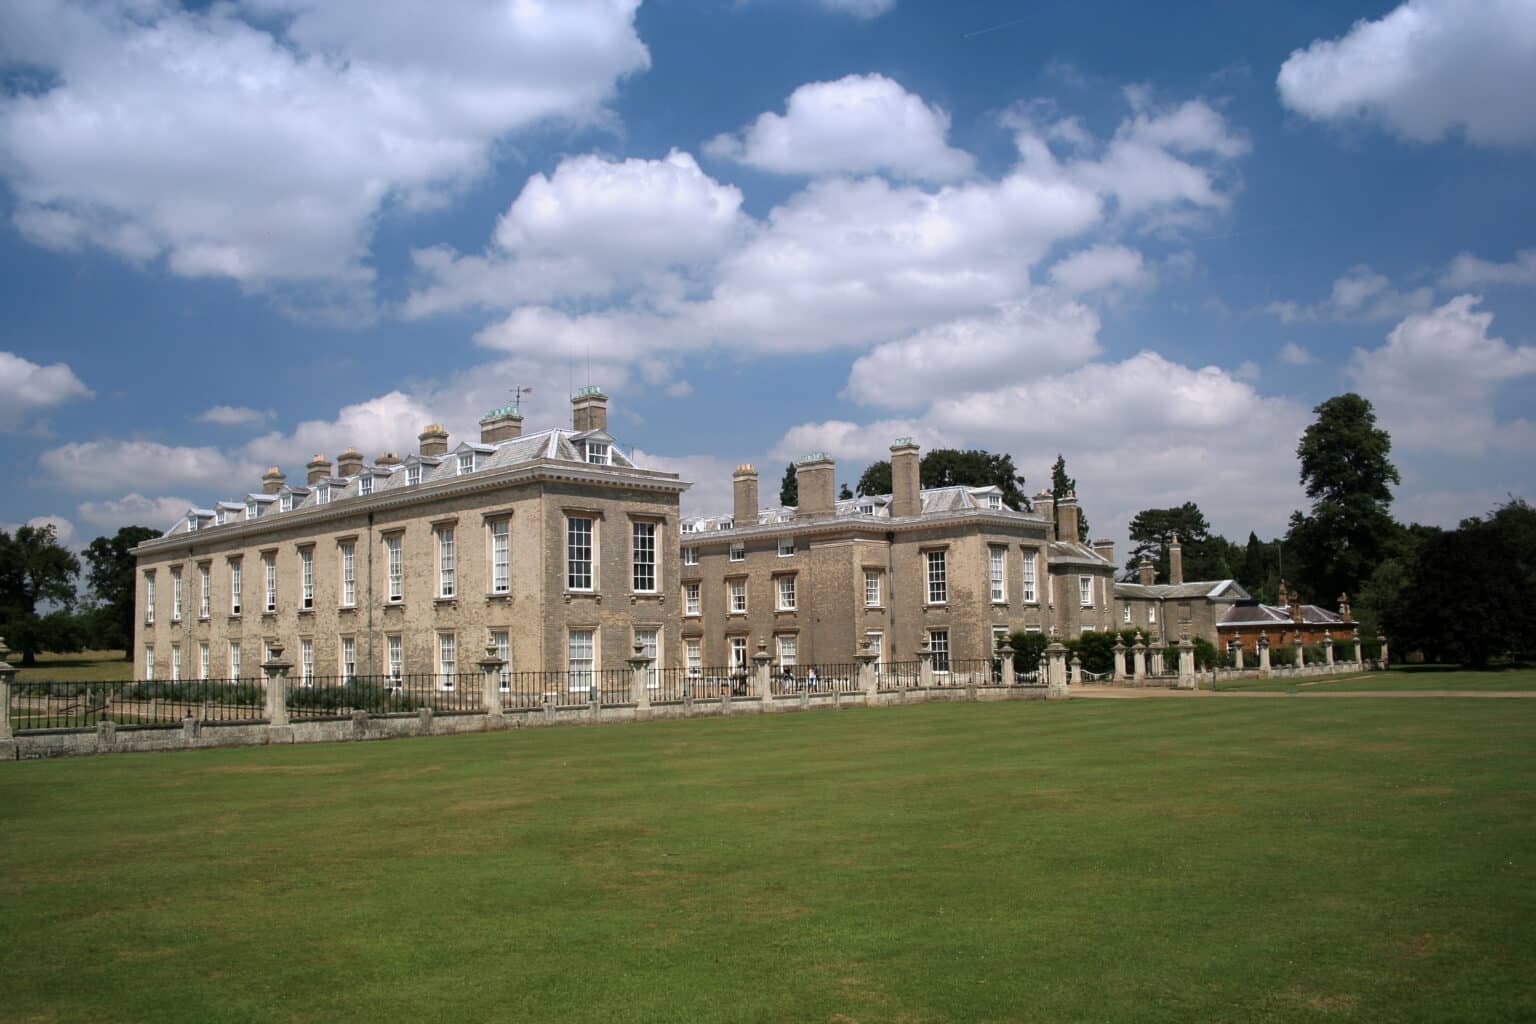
[0,525,157,665]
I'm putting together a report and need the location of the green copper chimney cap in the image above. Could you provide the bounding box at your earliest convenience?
[574,385,606,397]
[797,451,831,464]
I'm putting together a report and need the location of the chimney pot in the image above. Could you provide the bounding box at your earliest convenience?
[261,466,286,495]
[1035,489,1056,542]
[1168,531,1184,586]
[1057,490,1081,545]
[1138,553,1155,587]
[571,386,608,433]
[418,423,449,459]
[306,453,333,485]
[336,447,364,478]
[480,406,524,445]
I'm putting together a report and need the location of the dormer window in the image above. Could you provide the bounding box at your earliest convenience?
[858,504,875,516]
[187,513,198,533]
[280,494,293,512]
[407,464,421,486]
[457,452,474,476]
[987,494,1003,510]
[216,510,227,526]
[681,522,696,534]
[245,501,256,520]
[316,484,330,505]
[360,475,372,496]
[586,441,609,466]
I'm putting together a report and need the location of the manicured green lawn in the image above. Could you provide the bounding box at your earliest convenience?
[12,649,133,682]
[2,700,1532,1023]
[1216,666,1536,692]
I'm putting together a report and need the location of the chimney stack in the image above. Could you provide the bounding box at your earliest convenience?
[890,438,921,519]
[1168,532,1183,586]
[571,385,608,433]
[376,451,402,468]
[1138,553,1155,586]
[733,464,759,526]
[1277,579,1289,608]
[306,453,333,485]
[480,406,524,445]
[1035,489,1055,542]
[1093,538,1115,566]
[1338,592,1352,621]
[262,466,286,495]
[336,447,364,478]
[794,453,836,520]
[1057,489,1081,544]
[418,423,449,458]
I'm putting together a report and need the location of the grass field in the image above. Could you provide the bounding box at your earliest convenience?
[1215,666,1536,693]
[14,649,133,681]
[2,700,1532,1023]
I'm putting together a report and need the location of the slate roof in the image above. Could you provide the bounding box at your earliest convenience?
[1217,602,1346,627]
[1115,580,1250,601]
[682,485,1021,533]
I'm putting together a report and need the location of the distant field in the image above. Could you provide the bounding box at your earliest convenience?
[1,699,1531,1023]
[1215,666,1536,693]
[14,649,132,682]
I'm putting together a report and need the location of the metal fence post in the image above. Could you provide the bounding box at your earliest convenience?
[262,642,292,728]
[479,642,507,720]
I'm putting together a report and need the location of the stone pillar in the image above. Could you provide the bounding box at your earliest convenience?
[626,640,654,711]
[1230,641,1243,671]
[1177,635,1195,689]
[752,639,772,699]
[1378,635,1389,670]
[1257,631,1271,677]
[856,642,879,697]
[262,643,292,729]
[1045,640,1069,699]
[479,642,507,719]
[996,636,1016,687]
[917,641,934,689]
[1132,633,1147,682]
[1354,629,1365,669]
[1069,652,1082,686]
[1324,630,1335,668]
[1150,641,1166,677]
[1112,638,1126,682]
[1294,637,1305,670]
[0,636,15,742]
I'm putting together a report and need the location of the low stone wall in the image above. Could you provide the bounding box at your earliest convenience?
[2,684,1049,762]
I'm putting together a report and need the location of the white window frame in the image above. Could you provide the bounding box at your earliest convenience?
[926,550,947,605]
[492,629,511,690]
[340,542,356,607]
[263,554,277,612]
[777,574,796,611]
[359,475,372,496]
[342,636,356,681]
[776,634,797,669]
[730,636,748,674]
[1022,553,1037,604]
[316,483,330,505]
[228,641,241,679]
[684,581,701,617]
[198,564,210,619]
[729,542,745,562]
[229,559,241,615]
[778,537,795,557]
[144,573,155,625]
[866,630,884,671]
[457,452,474,476]
[632,521,657,593]
[1149,605,1158,624]
[437,632,457,689]
[637,629,660,689]
[171,570,182,621]
[245,500,256,521]
[386,534,403,602]
[301,547,314,609]
[490,518,510,595]
[407,464,421,486]
[1123,604,1132,624]
[685,638,702,677]
[387,634,403,680]
[170,644,181,681]
[989,546,1006,604]
[437,527,456,599]
[567,516,594,591]
[280,493,294,513]
[864,570,881,608]
[929,629,950,674]
[682,546,698,566]
[300,638,314,684]
[198,641,209,681]
[988,494,1003,510]
[585,441,609,466]
[729,578,747,615]
[568,629,595,692]
[144,644,154,680]
[1079,575,1093,608]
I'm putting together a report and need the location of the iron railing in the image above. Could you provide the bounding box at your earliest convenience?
[882,661,920,689]
[9,677,265,731]
[285,673,484,719]
[768,663,861,695]
[946,658,1003,685]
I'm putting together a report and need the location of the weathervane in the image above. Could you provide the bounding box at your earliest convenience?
[510,385,533,413]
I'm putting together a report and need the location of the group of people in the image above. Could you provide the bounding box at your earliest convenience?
[778,666,819,693]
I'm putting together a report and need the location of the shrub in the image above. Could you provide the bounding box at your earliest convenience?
[1009,631,1048,675]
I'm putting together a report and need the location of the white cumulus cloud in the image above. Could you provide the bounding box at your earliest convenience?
[1266,265,1434,323]
[0,351,93,430]
[194,406,273,428]
[705,73,974,181]
[76,494,197,533]
[1049,244,1151,294]
[1442,249,1536,290]
[1278,0,1536,145]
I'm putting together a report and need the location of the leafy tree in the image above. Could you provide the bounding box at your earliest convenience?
[1049,454,1088,540]
[779,462,798,507]
[1286,393,1401,603]
[857,449,1027,509]
[1008,630,1050,675]
[839,483,853,501]
[1124,503,1236,582]
[0,523,81,665]
[83,525,160,657]
[1385,500,1536,667]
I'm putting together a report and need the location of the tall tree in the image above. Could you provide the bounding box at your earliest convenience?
[0,523,82,665]
[856,450,1027,509]
[1124,503,1225,582]
[1286,393,1401,603]
[838,483,853,501]
[83,525,160,658]
[1049,454,1088,540]
[779,462,798,507]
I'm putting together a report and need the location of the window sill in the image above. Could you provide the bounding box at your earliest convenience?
[776,607,797,614]
[434,597,457,606]
[298,608,315,616]
[485,591,512,601]
[383,601,405,611]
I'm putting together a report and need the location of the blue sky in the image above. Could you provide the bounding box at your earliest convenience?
[2,0,1534,564]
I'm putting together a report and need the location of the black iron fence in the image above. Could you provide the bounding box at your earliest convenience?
[882,661,920,689]
[768,663,861,696]
[285,674,484,719]
[945,658,1003,686]
[9,677,265,731]
[651,666,745,700]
